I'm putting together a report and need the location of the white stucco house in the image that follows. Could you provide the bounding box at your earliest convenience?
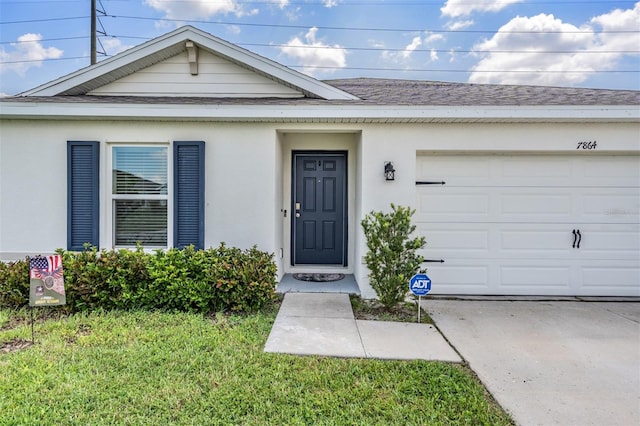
[1,26,639,298]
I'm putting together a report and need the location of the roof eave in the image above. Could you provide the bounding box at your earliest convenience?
[1,102,638,123]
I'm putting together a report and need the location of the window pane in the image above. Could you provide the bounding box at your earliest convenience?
[113,147,167,195]
[114,200,167,246]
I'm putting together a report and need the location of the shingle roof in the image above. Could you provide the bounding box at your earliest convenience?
[3,78,638,106]
[325,78,640,106]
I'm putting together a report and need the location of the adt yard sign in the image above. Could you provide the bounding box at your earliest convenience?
[410,273,432,296]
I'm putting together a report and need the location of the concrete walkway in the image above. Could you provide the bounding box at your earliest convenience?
[264,293,460,361]
[426,300,640,426]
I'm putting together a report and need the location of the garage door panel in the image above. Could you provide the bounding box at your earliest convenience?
[419,186,637,223]
[426,261,571,295]
[582,156,640,186]
[580,264,640,296]
[501,157,572,180]
[425,262,490,294]
[417,156,491,184]
[417,188,490,222]
[499,266,570,288]
[582,191,640,223]
[418,227,489,251]
[500,229,570,251]
[500,192,571,217]
[498,224,640,259]
[574,225,639,259]
[421,224,639,262]
[420,224,570,258]
[418,155,574,187]
[417,155,640,188]
[426,258,639,296]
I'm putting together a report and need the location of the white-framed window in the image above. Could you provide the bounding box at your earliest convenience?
[110,145,170,247]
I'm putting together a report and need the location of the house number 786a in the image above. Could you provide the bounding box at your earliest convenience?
[577,141,597,149]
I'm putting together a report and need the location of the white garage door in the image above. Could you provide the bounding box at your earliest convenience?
[416,154,640,296]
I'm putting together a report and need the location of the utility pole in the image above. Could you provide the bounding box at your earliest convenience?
[91,0,97,64]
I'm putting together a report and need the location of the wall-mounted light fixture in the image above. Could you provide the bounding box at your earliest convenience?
[384,161,395,181]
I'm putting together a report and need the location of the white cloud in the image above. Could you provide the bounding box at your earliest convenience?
[468,3,640,87]
[424,34,444,44]
[369,39,386,49]
[284,6,302,21]
[402,36,422,59]
[446,20,474,30]
[100,38,134,56]
[591,1,640,51]
[382,32,444,64]
[323,0,338,7]
[277,0,289,8]
[144,0,250,20]
[441,0,523,18]
[0,33,63,77]
[226,25,242,35]
[279,28,346,75]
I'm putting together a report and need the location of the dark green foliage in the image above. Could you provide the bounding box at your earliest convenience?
[361,204,426,308]
[0,260,29,308]
[0,244,277,313]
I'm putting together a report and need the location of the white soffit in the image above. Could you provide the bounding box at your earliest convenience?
[1,103,638,123]
[20,26,359,101]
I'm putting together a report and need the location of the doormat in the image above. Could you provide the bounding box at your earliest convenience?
[293,273,345,282]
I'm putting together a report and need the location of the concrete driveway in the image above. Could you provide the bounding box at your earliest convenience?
[426,300,640,426]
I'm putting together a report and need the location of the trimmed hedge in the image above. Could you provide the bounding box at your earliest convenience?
[0,244,277,313]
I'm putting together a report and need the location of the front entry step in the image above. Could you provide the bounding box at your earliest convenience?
[277,274,360,294]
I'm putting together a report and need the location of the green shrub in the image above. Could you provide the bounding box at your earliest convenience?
[60,245,152,312]
[361,204,426,308]
[0,259,29,308]
[212,245,279,312]
[0,244,277,313]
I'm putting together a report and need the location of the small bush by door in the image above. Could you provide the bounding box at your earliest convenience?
[361,204,426,308]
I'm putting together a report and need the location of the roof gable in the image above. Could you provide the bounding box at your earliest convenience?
[87,48,304,98]
[21,26,358,100]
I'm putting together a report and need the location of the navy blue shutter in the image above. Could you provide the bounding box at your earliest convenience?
[174,141,204,249]
[67,141,99,250]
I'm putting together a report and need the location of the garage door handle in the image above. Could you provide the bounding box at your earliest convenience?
[423,259,445,263]
[572,229,582,249]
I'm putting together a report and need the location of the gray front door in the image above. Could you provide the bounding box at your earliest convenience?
[292,152,347,265]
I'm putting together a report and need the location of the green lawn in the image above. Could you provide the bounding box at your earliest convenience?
[1,307,513,425]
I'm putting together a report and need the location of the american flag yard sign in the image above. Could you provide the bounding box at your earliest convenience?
[29,255,66,306]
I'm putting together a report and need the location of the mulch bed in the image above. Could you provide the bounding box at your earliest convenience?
[1,338,33,354]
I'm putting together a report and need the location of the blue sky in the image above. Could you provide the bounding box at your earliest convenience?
[1,0,639,95]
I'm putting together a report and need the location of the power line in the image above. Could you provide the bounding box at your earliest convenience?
[3,35,639,55]
[0,56,91,64]
[2,14,639,34]
[0,36,89,44]
[107,15,640,34]
[1,16,90,25]
[243,42,640,55]
[1,55,638,74]
[290,66,640,73]
[1,0,635,4]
